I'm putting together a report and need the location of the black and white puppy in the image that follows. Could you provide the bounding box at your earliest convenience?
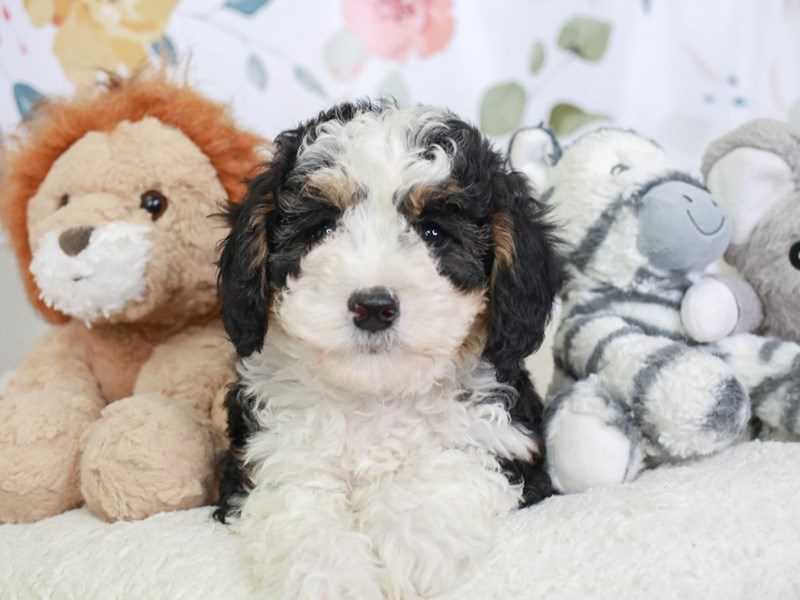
[216,100,564,599]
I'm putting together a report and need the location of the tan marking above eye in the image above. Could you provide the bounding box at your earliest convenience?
[406,182,462,216]
[302,168,359,210]
[245,200,275,274]
[491,211,516,279]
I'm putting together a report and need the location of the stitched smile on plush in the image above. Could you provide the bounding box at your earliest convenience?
[30,221,153,323]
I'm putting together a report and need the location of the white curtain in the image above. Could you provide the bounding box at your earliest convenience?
[1,0,799,370]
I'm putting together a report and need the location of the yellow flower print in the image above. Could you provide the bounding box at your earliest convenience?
[24,0,179,89]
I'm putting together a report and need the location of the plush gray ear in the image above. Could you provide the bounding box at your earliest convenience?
[508,125,562,192]
[702,119,799,246]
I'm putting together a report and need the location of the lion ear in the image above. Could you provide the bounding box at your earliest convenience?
[508,125,562,192]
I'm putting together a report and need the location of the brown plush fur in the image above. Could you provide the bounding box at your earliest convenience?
[0,74,263,523]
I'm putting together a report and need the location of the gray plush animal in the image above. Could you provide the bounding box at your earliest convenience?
[703,119,800,342]
[510,125,800,493]
[702,119,800,441]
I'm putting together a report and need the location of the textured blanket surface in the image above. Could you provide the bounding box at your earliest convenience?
[1,441,798,599]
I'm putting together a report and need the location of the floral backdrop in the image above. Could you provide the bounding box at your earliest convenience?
[1,0,800,372]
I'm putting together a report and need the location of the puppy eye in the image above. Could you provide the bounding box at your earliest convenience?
[312,221,336,242]
[58,194,70,208]
[421,223,448,248]
[789,242,800,270]
[610,163,629,175]
[140,190,168,220]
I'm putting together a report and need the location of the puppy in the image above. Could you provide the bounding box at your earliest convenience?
[215,100,564,599]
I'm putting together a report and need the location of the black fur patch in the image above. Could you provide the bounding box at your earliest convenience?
[484,169,565,374]
[496,365,557,506]
[214,383,259,523]
[410,202,492,291]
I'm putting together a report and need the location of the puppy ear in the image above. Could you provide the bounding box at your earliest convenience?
[218,174,277,357]
[702,119,798,247]
[507,124,562,192]
[484,170,565,374]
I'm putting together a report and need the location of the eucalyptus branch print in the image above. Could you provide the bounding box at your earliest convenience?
[479,15,613,136]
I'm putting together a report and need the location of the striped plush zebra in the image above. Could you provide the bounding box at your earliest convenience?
[509,126,800,493]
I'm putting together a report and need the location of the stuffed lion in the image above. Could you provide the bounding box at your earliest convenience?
[0,73,262,523]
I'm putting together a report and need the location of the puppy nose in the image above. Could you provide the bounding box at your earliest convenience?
[58,226,94,256]
[348,287,399,333]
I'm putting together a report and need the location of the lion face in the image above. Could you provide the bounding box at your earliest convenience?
[26,116,228,325]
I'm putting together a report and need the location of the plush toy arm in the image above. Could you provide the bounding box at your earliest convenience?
[681,275,763,343]
[554,311,749,458]
[133,322,235,416]
[6,322,102,403]
[716,274,764,334]
[554,312,674,390]
[78,322,236,522]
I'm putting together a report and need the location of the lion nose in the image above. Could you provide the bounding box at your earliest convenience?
[58,226,94,256]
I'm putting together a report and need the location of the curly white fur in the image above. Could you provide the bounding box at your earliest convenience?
[235,336,529,598]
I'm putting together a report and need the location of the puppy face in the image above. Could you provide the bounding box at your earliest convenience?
[220,102,563,395]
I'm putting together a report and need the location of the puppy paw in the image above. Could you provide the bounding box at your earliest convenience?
[0,391,101,523]
[361,454,510,599]
[288,551,384,600]
[80,394,215,521]
[244,528,383,600]
[371,513,480,598]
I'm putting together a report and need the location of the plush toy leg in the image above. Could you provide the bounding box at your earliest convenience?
[0,392,102,523]
[583,329,751,459]
[544,377,644,494]
[79,394,215,521]
[557,314,751,460]
[711,334,800,437]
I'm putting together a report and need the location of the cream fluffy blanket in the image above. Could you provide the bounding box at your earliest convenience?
[1,441,798,599]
